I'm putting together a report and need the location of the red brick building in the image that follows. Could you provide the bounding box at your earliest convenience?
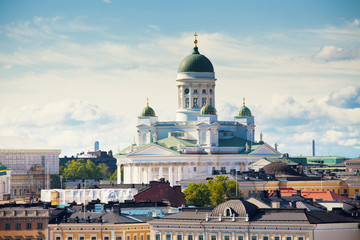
[134,179,185,207]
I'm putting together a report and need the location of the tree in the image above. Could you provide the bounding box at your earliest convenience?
[183,175,240,207]
[99,163,111,179]
[63,159,104,180]
[184,182,210,207]
[208,175,239,205]
[109,169,117,180]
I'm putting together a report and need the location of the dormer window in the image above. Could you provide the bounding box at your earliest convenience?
[225,207,233,217]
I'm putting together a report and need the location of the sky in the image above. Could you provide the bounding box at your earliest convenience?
[0,0,359,158]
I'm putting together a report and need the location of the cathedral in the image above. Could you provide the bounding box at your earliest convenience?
[116,34,281,186]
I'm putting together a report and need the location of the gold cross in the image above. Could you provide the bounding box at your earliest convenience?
[147,97,149,107]
[194,32,198,47]
[243,97,246,107]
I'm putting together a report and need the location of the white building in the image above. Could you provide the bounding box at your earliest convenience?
[0,163,11,198]
[116,35,281,186]
[0,136,60,197]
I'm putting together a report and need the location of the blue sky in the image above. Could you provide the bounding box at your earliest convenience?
[0,0,359,158]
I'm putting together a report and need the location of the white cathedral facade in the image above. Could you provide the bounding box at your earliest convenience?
[116,35,281,186]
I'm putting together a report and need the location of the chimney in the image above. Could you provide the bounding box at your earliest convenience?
[296,190,302,197]
[274,189,281,198]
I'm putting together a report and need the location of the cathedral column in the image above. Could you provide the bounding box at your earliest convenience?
[168,163,173,186]
[159,163,163,179]
[177,163,183,182]
[147,163,152,183]
[117,163,121,184]
[128,163,133,184]
[189,84,192,108]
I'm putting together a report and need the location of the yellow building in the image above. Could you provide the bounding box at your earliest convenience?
[238,179,360,198]
[0,206,50,240]
[48,212,151,240]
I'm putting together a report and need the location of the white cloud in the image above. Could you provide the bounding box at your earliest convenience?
[314,45,360,61]
[2,65,12,69]
[325,86,360,109]
[352,19,359,26]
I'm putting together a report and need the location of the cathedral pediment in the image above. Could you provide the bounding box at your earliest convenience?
[127,143,180,157]
[250,142,281,156]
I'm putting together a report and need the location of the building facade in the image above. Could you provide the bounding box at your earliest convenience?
[116,35,281,186]
[0,136,60,198]
[48,212,151,240]
[0,206,51,240]
[149,199,360,240]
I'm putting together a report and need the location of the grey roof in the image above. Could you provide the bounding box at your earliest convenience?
[69,212,148,224]
[211,199,258,218]
[252,209,309,223]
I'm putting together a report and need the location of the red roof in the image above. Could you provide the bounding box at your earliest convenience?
[269,189,353,202]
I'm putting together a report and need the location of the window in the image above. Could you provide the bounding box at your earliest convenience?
[67,237,73,240]
[193,98,198,107]
[37,222,43,230]
[156,235,161,240]
[15,223,21,230]
[193,167,197,172]
[56,237,61,240]
[147,236,150,240]
[274,237,280,240]
[185,98,189,108]
[224,236,230,240]
[263,237,268,240]
[286,237,292,240]
[141,236,144,240]
[209,98,212,106]
[134,237,137,240]
[194,89,198,94]
[251,237,257,240]
[91,237,97,240]
[116,238,122,240]
[80,237,85,240]
[104,237,109,240]
[202,89,206,94]
[5,223,10,230]
[298,237,304,240]
[26,222,32,230]
[188,236,193,240]
[166,235,171,240]
[26,238,32,240]
[202,98,206,106]
[199,236,203,240]
[210,89,213,94]
[238,237,243,240]
[127,237,130,240]
[211,236,216,240]
[177,236,182,240]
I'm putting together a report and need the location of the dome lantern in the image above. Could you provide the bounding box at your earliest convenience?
[140,98,156,117]
[238,97,252,117]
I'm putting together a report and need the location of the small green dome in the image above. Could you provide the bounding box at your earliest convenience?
[178,47,214,73]
[141,106,156,117]
[200,104,216,115]
[238,106,252,117]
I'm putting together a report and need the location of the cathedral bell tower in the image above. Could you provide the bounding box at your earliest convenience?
[176,33,217,121]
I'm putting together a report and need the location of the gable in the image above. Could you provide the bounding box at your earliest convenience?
[251,158,271,167]
[127,144,179,157]
[250,143,281,156]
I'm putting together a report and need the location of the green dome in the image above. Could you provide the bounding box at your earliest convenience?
[238,106,252,117]
[141,106,156,117]
[178,47,214,73]
[200,104,216,115]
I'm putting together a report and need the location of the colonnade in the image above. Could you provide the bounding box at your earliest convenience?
[118,161,249,186]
